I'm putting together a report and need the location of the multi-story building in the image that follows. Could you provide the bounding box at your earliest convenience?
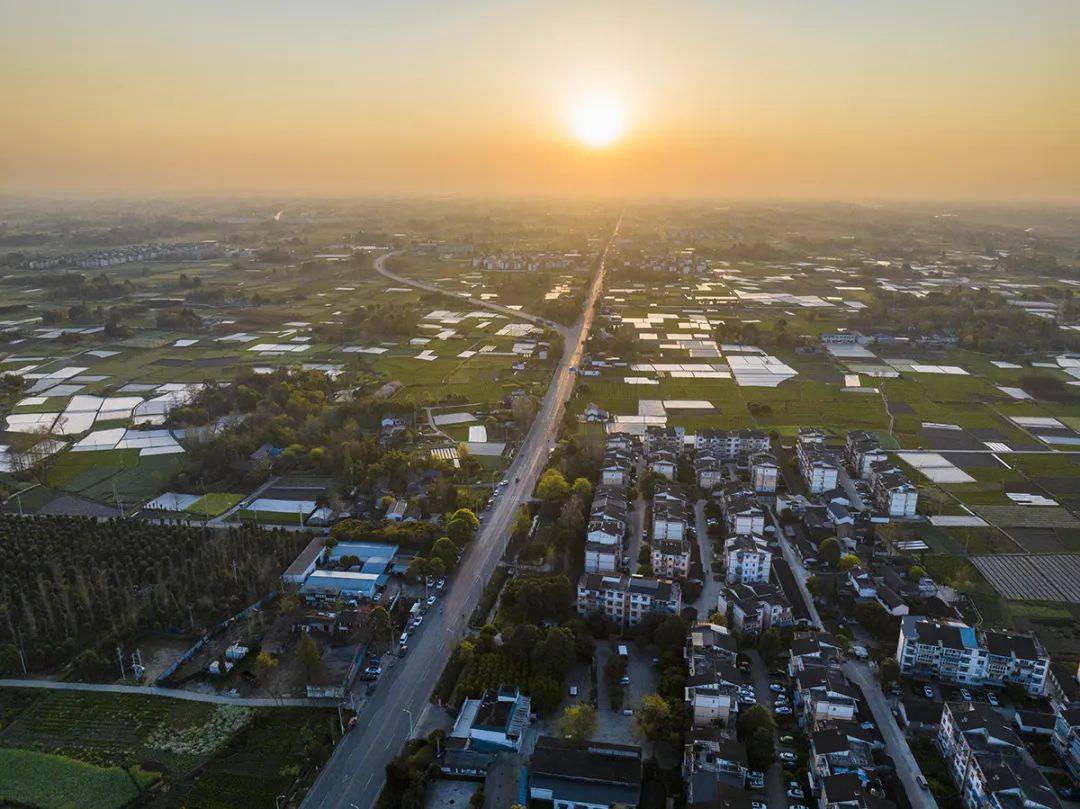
[938,702,1060,809]
[644,425,684,456]
[600,445,634,486]
[719,582,792,636]
[721,487,765,536]
[649,448,677,481]
[795,667,859,728]
[897,617,1050,695]
[652,484,687,541]
[585,484,628,574]
[844,431,889,479]
[695,428,770,464]
[868,460,918,517]
[724,534,772,585]
[749,452,780,494]
[652,538,692,579]
[695,453,724,490]
[577,573,682,627]
[796,428,840,494]
[1052,705,1080,782]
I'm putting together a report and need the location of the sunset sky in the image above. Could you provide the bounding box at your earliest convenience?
[2,0,1079,201]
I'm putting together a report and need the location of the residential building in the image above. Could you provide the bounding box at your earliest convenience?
[1052,705,1080,782]
[644,425,684,456]
[868,460,918,518]
[720,481,765,535]
[724,534,772,585]
[577,573,682,627]
[653,484,688,541]
[653,538,692,579]
[897,617,1050,695]
[844,431,888,479]
[719,582,792,636]
[695,428,771,464]
[795,667,859,728]
[939,701,1060,809]
[796,429,841,494]
[695,453,724,490]
[749,452,779,494]
[649,448,677,480]
[683,732,749,803]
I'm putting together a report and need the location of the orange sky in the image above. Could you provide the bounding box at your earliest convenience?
[2,0,1079,201]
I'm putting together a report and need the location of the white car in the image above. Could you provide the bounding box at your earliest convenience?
[427,595,437,607]
[775,706,792,715]
[769,683,784,693]
[986,692,999,707]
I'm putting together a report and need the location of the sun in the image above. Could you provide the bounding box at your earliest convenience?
[568,92,625,148]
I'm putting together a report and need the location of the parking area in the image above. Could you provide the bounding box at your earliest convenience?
[593,641,656,745]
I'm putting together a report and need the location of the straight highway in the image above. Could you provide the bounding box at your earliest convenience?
[302,210,622,808]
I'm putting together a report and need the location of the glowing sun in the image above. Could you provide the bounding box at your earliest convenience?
[568,92,625,148]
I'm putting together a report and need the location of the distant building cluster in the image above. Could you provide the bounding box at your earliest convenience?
[24,240,229,270]
[471,250,583,272]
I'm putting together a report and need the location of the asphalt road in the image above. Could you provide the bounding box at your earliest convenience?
[301,211,622,809]
[844,660,939,809]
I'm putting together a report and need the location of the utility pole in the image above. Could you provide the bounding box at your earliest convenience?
[116,644,125,680]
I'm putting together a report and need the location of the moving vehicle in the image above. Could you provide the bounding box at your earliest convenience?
[916,775,930,791]
[569,686,578,697]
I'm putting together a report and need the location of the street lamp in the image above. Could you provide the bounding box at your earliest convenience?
[403,707,414,738]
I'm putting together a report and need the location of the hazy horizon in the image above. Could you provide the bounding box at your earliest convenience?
[3,0,1079,202]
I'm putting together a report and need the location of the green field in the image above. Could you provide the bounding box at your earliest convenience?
[186,492,244,518]
[0,747,148,809]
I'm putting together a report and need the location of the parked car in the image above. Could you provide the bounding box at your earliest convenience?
[923,685,934,699]
[361,664,382,680]
[770,683,784,693]
[621,708,634,716]
[780,735,795,745]
[917,775,930,791]
[779,751,797,764]
[788,783,805,799]
[986,692,999,707]
[569,686,579,697]
[775,706,792,715]
[960,688,973,701]
[427,595,437,607]
[619,676,631,686]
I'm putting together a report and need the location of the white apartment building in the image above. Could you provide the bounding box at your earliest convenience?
[724,534,772,585]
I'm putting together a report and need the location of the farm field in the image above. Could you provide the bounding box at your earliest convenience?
[0,690,342,809]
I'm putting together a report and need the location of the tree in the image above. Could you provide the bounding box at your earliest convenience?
[747,725,777,770]
[507,624,543,658]
[838,553,860,572]
[571,477,593,500]
[908,565,926,581]
[298,633,322,677]
[737,704,775,741]
[0,643,21,675]
[369,606,392,645]
[879,657,900,686]
[447,509,479,545]
[536,469,570,501]
[759,628,784,662]
[819,537,842,568]
[535,627,576,678]
[636,693,673,741]
[254,650,278,672]
[558,703,598,742]
[653,615,689,656]
[707,611,728,627]
[432,537,459,568]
